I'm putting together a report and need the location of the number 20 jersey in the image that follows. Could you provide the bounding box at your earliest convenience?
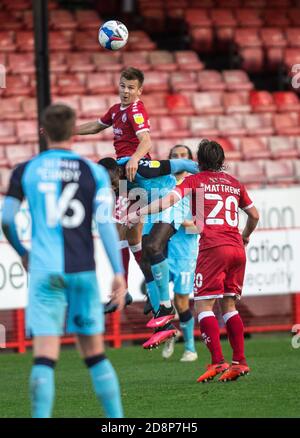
[174,171,253,251]
[6,149,111,273]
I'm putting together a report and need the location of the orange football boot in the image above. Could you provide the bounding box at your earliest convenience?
[218,364,250,382]
[196,362,230,383]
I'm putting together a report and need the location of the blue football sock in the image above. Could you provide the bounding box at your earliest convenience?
[179,312,196,353]
[151,257,170,303]
[146,280,160,313]
[30,365,55,418]
[89,358,123,418]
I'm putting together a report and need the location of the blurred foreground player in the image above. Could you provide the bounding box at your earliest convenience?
[127,139,259,381]
[1,104,126,417]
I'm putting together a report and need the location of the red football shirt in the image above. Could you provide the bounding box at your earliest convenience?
[174,171,253,251]
[99,99,150,159]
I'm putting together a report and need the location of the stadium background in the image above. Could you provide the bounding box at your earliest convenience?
[0,0,300,353]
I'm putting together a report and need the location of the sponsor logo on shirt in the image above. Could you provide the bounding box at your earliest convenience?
[133,113,145,124]
[122,113,127,123]
[149,160,160,168]
[112,113,115,119]
[113,127,123,136]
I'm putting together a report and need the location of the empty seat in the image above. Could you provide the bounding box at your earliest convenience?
[8,53,35,73]
[223,92,251,114]
[22,97,37,119]
[16,120,38,142]
[240,136,271,160]
[74,32,99,51]
[211,9,237,27]
[190,27,213,52]
[49,31,73,51]
[285,28,300,47]
[87,72,118,94]
[273,92,300,112]
[223,70,253,91]
[57,74,86,95]
[143,71,170,92]
[0,121,16,144]
[80,96,107,118]
[52,95,80,112]
[122,51,151,71]
[16,31,34,51]
[235,8,263,27]
[67,53,94,73]
[174,51,204,71]
[294,160,300,182]
[268,136,298,159]
[0,167,11,194]
[166,94,194,115]
[244,113,274,135]
[150,139,177,160]
[274,112,300,135]
[149,51,177,71]
[94,141,116,158]
[72,142,96,159]
[170,71,198,92]
[158,116,190,138]
[75,10,101,30]
[287,9,300,26]
[234,28,262,48]
[50,52,67,73]
[190,116,219,137]
[265,160,295,185]
[93,52,122,72]
[260,28,287,48]
[3,74,32,97]
[192,91,224,115]
[239,47,264,73]
[264,9,290,27]
[250,91,276,112]
[185,9,211,27]
[236,160,266,185]
[49,10,77,30]
[0,31,16,52]
[217,114,246,136]
[0,97,23,120]
[5,145,34,166]
[211,137,242,160]
[284,49,300,70]
[198,70,226,91]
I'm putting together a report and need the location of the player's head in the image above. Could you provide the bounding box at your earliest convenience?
[42,104,75,145]
[168,144,193,160]
[119,67,144,106]
[197,139,225,171]
[98,157,122,191]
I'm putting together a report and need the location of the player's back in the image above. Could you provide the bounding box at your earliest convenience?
[16,149,108,273]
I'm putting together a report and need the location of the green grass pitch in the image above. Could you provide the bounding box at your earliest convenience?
[1,333,299,418]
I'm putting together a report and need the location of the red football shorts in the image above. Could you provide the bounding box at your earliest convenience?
[193,245,246,300]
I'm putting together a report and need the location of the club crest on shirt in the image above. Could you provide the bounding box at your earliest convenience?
[122,113,127,123]
[133,113,144,125]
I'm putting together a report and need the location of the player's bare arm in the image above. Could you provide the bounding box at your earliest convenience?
[241,205,259,246]
[126,130,151,182]
[75,120,106,135]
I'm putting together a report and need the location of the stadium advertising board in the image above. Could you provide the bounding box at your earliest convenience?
[1,186,300,309]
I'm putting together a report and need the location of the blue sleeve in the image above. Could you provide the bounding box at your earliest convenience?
[1,196,28,257]
[170,159,199,175]
[92,164,124,275]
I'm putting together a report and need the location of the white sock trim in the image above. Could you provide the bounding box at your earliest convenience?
[197,311,215,323]
[130,242,142,253]
[223,311,238,324]
[119,240,129,250]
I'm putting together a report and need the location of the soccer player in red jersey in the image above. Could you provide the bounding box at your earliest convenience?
[75,67,151,296]
[127,139,259,381]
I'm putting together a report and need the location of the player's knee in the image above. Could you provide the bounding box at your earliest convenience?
[145,240,162,259]
[175,294,189,313]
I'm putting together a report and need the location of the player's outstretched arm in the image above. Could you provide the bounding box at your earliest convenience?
[1,196,29,266]
[75,121,106,135]
[126,131,152,182]
[242,206,259,246]
[169,159,199,175]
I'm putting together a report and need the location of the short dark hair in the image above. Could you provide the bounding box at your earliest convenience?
[42,104,75,142]
[98,157,118,171]
[168,144,193,160]
[197,139,225,172]
[120,67,144,87]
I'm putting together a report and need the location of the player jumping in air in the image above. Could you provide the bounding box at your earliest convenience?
[1,104,126,417]
[127,139,259,380]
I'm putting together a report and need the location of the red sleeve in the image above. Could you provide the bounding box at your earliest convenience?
[99,106,113,127]
[174,174,199,198]
[239,183,253,210]
[128,102,150,135]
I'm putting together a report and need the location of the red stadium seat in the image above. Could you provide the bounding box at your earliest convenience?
[0,167,11,194]
[284,48,300,70]
[273,92,300,112]
[239,47,264,73]
[23,10,33,30]
[211,9,237,27]
[0,121,16,144]
[240,136,271,160]
[122,51,151,71]
[94,141,115,158]
[234,28,262,48]
[157,116,190,138]
[190,27,213,52]
[223,70,253,91]
[0,12,23,31]
[16,31,34,51]
[236,160,266,185]
[143,93,169,115]
[244,113,274,136]
[0,146,8,166]
[268,136,298,159]
[49,52,67,73]
[8,53,35,73]
[266,47,285,71]
[294,160,300,182]
[57,74,86,95]
[0,97,23,120]
[260,28,287,48]
[170,71,198,92]
[223,92,251,114]
[0,31,16,52]
[16,120,38,143]
[3,74,32,97]
[185,9,211,27]
[235,9,263,27]
[49,31,73,51]
[287,9,300,26]
[192,91,224,115]
[74,32,99,51]
[211,137,242,160]
[79,96,107,118]
[190,116,219,137]
[274,112,300,135]
[49,10,77,30]
[22,97,37,119]
[217,114,246,136]
[67,53,95,73]
[72,142,96,159]
[249,91,276,112]
[264,9,290,27]
[5,144,34,166]
[149,51,177,71]
[86,72,117,94]
[285,28,300,47]
[93,52,122,72]
[75,10,101,30]
[143,71,170,92]
[174,51,204,71]
[198,70,226,91]
[52,95,80,112]
[166,94,194,115]
[150,139,177,160]
[265,159,295,185]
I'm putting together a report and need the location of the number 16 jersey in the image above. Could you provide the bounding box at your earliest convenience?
[173,171,253,251]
